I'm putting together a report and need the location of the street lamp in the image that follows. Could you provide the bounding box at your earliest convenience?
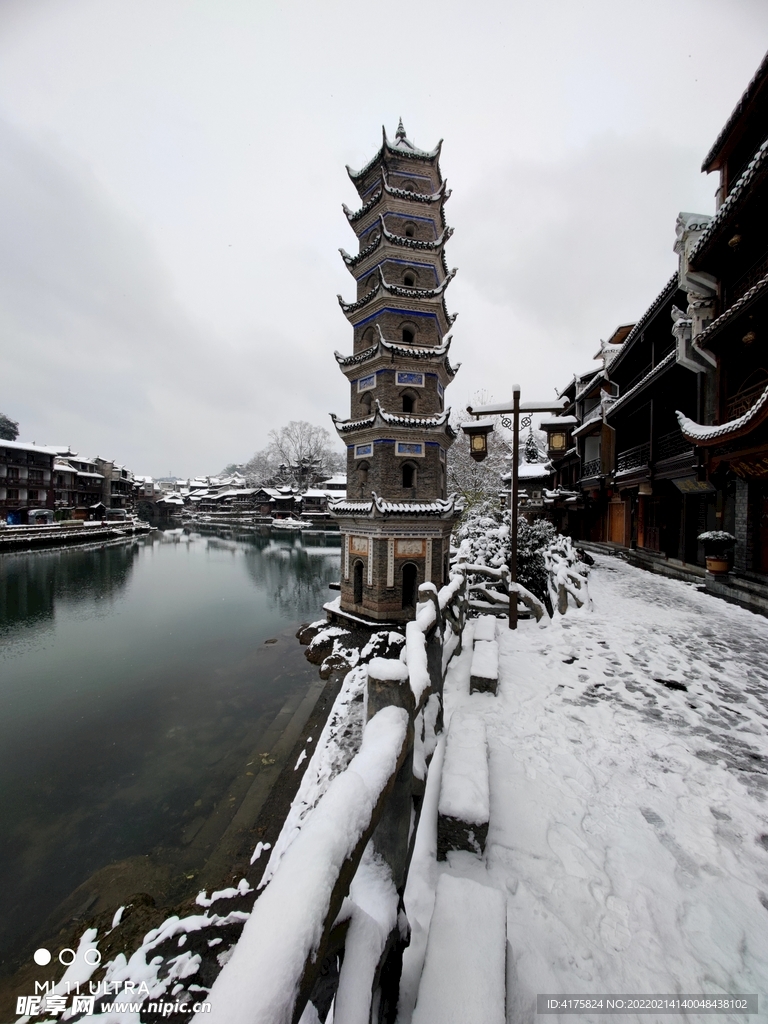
[460,418,495,462]
[466,388,567,629]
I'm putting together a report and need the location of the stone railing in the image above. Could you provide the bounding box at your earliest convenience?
[201,572,470,1024]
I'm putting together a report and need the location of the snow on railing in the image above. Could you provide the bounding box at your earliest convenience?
[544,535,591,614]
[200,706,409,1024]
[197,574,472,1024]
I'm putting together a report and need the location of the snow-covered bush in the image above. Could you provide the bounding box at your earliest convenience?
[454,500,555,601]
[698,531,735,555]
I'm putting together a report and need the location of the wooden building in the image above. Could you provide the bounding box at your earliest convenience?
[677,51,768,579]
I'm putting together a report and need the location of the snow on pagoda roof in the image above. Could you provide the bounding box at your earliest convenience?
[677,380,768,445]
[334,327,459,377]
[331,402,452,435]
[329,491,461,519]
[346,121,443,183]
[339,219,453,271]
[342,174,448,226]
[337,268,457,325]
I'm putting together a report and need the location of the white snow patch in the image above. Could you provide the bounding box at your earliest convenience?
[438,711,489,826]
[411,874,506,1024]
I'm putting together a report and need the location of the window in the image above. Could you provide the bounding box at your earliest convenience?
[362,327,375,346]
[404,223,416,238]
[357,462,369,496]
[400,388,419,413]
[29,469,43,482]
[401,563,418,608]
[402,181,416,192]
[7,489,18,500]
[360,392,373,416]
[403,272,416,287]
[400,321,417,345]
[353,560,364,604]
[29,490,39,500]
[402,463,416,488]
[8,468,19,479]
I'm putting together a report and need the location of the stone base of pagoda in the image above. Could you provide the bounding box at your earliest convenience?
[337,519,454,623]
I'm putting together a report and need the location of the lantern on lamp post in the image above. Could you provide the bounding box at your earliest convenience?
[465,388,567,630]
[460,418,495,462]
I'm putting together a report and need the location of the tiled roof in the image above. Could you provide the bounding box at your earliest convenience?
[329,492,461,519]
[702,50,768,171]
[605,351,676,418]
[695,272,768,348]
[608,274,679,373]
[689,138,768,266]
[346,124,442,184]
[677,381,768,445]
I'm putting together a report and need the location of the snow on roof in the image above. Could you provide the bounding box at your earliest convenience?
[702,50,768,171]
[677,380,768,445]
[539,415,578,428]
[695,271,768,349]
[0,439,61,455]
[606,351,676,418]
[322,474,347,485]
[575,370,607,403]
[516,461,553,479]
[690,137,768,265]
[330,493,461,519]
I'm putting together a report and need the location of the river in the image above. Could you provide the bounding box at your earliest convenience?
[0,526,340,974]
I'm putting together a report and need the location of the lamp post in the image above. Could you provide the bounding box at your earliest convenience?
[464,389,567,629]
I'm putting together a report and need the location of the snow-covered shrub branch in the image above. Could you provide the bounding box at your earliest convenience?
[543,534,591,614]
[453,499,592,620]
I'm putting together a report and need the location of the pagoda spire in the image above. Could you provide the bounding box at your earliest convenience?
[396,117,406,140]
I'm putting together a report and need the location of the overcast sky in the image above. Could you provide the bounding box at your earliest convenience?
[1,1,767,476]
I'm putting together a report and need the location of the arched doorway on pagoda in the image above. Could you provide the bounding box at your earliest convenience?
[401,562,418,608]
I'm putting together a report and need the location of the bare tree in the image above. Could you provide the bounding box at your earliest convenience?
[447,394,511,511]
[0,413,19,441]
[267,421,340,488]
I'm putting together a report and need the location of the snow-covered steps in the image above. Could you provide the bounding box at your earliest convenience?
[470,639,499,694]
[411,874,506,1024]
[437,711,489,859]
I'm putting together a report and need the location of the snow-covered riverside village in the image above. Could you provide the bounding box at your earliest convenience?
[13,51,768,1024]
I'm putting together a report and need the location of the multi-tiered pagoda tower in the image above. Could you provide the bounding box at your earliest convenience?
[329,121,461,623]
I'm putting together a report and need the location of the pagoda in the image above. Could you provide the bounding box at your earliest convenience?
[329,120,461,623]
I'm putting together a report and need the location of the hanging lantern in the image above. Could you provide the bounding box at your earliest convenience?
[461,418,495,462]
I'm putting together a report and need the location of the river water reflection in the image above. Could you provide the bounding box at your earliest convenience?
[0,526,340,971]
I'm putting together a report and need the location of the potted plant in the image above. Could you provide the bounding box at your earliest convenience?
[698,531,735,575]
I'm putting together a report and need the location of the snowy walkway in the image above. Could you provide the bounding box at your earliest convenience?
[401,555,768,1024]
